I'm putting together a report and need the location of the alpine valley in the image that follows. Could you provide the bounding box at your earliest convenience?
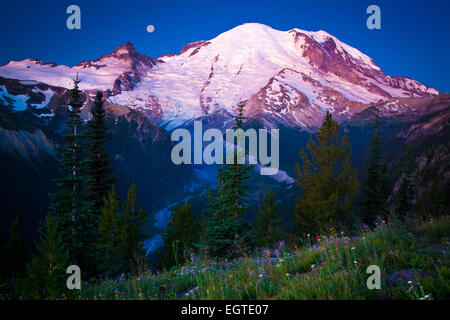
[0,23,448,255]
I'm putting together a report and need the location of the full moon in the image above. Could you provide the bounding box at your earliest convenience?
[146,25,155,33]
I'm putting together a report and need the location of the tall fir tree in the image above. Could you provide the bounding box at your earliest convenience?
[0,223,6,276]
[161,201,198,267]
[202,102,253,257]
[255,190,281,247]
[49,76,96,275]
[6,217,29,281]
[0,223,6,295]
[395,147,416,218]
[361,114,389,226]
[18,214,70,299]
[4,217,30,298]
[97,185,125,277]
[86,91,115,218]
[294,111,359,236]
[121,183,148,272]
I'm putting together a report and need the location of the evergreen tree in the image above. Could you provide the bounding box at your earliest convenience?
[0,223,6,277]
[202,102,253,257]
[4,217,30,298]
[6,217,29,283]
[294,111,359,236]
[18,214,70,299]
[203,167,236,257]
[361,114,389,226]
[86,91,115,218]
[255,190,281,247]
[0,223,6,296]
[97,186,124,276]
[121,183,148,272]
[395,147,416,218]
[161,201,198,267]
[49,76,96,275]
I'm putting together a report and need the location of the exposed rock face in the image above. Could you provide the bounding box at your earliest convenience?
[180,40,211,56]
[77,42,159,73]
[199,55,220,115]
[291,30,378,84]
[395,101,450,142]
[90,42,160,95]
[112,71,138,94]
[386,76,438,98]
[348,93,450,123]
[244,73,325,129]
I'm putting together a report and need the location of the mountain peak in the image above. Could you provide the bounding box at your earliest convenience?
[0,23,440,127]
[230,22,275,31]
[215,22,281,40]
[100,41,158,68]
[110,42,137,57]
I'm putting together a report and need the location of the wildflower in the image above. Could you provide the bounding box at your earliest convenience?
[408,280,413,284]
[285,273,290,277]
[258,274,263,279]
[351,247,355,250]
[311,264,316,269]
[138,293,143,297]
[353,260,357,264]
[274,249,281,258]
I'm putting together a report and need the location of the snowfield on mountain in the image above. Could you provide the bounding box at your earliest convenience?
[0,23,440,130]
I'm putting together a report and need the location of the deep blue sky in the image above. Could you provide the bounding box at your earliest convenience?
[1,0,449,91]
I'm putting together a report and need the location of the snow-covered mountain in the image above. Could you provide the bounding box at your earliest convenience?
[0,23,442,130]
[0,42,158,93]
[0,23,448,252]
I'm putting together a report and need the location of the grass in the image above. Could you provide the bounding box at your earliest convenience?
[77,217,449,300]
[415,216,450,243]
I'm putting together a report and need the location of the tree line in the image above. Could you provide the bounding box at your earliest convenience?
[0,78,148,299]
[158,108,418,269]
[0,91,421,298]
